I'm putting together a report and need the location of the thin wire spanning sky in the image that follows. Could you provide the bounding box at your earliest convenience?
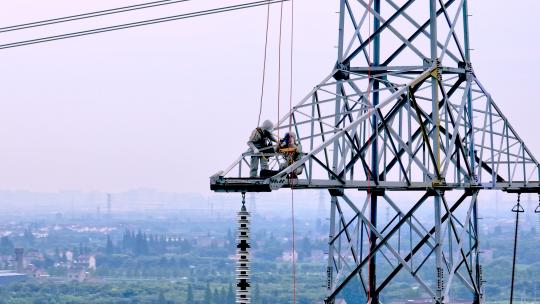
[0,1,538,194]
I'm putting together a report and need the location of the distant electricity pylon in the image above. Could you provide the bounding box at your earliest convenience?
[107,193,112,218]
[211,1,540,303]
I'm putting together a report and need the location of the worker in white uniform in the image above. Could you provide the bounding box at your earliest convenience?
[247,120,277,177]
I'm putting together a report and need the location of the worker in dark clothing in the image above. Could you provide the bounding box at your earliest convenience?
[278,132,303,176]
[247,120,277,177]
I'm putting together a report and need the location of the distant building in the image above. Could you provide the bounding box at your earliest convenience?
[89,256,96,271]
[65,250,73,263]
[66,255,95,282]
[14,248,24,273]
[0,271,26,285]
[73,255,96,272]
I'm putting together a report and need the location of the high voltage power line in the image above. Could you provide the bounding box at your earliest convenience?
[0,0,190,34]
[0,0,290,50]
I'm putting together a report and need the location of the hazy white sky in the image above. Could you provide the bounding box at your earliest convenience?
[0,1,538,194]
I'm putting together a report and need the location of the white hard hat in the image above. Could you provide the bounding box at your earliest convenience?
[288,132,297,140]
[261,120,274,131]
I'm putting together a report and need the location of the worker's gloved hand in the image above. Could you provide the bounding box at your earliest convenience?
[252,148,260,154]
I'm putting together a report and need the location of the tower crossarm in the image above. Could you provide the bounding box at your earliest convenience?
[210,64,540,194]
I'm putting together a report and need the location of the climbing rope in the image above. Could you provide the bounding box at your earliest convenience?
[510,193,524,304]
[253,0,296,300]
[255,0,296,300]
[276,0,284,142]
[290,182,297,304]
[288,0,294,135]
[256,2,271,127]
[288,0,296,302]
[536,194,540,276]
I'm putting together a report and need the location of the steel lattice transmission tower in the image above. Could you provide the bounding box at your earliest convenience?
[211,0,540,303]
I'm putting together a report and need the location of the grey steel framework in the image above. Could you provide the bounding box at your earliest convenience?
[211,0,540,303]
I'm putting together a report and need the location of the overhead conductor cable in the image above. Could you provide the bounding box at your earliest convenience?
[0,0,189,34]
[0,0,291,50]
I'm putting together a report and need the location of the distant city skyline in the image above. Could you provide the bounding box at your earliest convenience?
[0,1,538,194]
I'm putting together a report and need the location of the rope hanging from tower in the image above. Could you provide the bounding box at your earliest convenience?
[253,0,297,300]
[279,0,297,301]
[256,2,271,127]
[509,193,524,304]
